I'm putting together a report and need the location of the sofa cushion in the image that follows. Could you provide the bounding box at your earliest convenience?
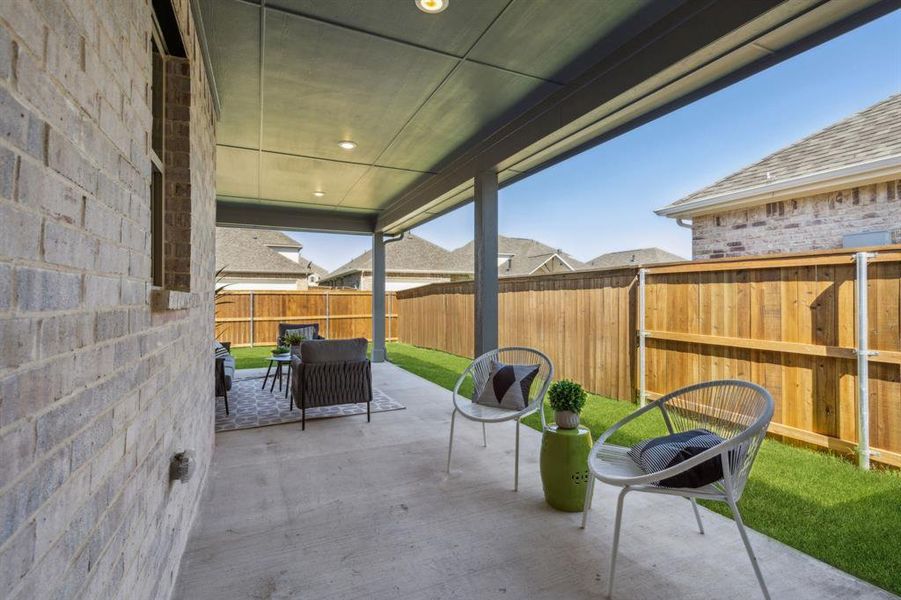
[278,322,321,343]
[300,338,368,364]
[215,342,235,390]
[222,356,235,390]
[474,361,539,411]
[284,326,317,342]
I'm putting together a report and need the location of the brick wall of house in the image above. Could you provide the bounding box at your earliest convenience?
[692,179,901,258]
[0,1,216,599]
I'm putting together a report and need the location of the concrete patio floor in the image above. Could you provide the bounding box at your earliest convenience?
[173,362,894,600]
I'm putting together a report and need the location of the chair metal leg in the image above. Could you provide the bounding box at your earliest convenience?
[727,494,771,600]
[514,418,520,492]
[446,409,456,473]
[608,486,629,599]
[580,476,595,529]
[689,498,705,534]
[482,422,487,447]
[367,399,371,423]
[223,389,229,416]
[302,405,306,431]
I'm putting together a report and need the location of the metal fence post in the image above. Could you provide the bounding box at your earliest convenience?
[249,291,255,348]
[638,268,647,407]
[325,291,331,339]
[854,251,877,470]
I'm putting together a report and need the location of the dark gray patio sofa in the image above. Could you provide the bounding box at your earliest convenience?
[290,338,372,430]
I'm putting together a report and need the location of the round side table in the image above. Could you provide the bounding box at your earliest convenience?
[540,424,594,512]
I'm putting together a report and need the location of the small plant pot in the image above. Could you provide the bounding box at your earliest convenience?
[555,410,579,429]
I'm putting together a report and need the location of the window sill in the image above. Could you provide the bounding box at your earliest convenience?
[150,287,198,311]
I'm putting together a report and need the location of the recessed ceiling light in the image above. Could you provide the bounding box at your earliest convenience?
[338,140,357,150]
[415,0,448,14]
[313,191,325,198]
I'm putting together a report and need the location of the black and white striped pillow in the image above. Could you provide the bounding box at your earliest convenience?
[214,343,230,359]
[474,361,539,411]
[628,428,725,488]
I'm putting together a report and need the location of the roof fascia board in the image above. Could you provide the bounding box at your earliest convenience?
[656,155,901,218]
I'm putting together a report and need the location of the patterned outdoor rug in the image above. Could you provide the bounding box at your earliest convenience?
[215,377,405,432]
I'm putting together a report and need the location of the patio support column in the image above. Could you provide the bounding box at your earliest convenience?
[371,232,387,362]
[474,169,499,357]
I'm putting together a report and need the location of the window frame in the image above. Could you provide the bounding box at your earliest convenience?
[149,18,167,288]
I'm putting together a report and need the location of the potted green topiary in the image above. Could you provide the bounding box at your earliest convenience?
[271,345,290,356]
[548,379,587,429]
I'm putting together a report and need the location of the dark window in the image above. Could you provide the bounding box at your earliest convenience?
[150,35,165,287]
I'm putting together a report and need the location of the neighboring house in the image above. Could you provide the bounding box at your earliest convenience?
[320,234,586,290]
[319,234,471,291]
[450,236,586,277]
[656,94,901,259]
[584,248,684,269]
[216,227,327,290]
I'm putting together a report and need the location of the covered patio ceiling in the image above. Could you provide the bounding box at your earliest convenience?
[199,0,895,235]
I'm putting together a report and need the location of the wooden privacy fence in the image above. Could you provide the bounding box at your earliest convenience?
[215,290,397,347]
[397,268,637,403]
[395,246,901,468]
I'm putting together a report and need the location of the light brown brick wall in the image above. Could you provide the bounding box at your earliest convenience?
[692,179,901,259]
[0,1,216,599]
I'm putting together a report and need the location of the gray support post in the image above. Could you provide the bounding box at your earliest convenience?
[473,170,499,357]
[854,251,876,470]
[371,232,387,363]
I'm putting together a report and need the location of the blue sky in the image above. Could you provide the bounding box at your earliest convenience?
[290,10,901,271]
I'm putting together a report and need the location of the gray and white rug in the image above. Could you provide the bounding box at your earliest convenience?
[215,377,405,432]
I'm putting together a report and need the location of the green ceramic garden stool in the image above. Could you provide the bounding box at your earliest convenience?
[540,425,594,512]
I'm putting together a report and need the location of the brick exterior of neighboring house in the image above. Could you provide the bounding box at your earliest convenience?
[692,179,901,258]
[0,2,216,599]
[657,94,901,259]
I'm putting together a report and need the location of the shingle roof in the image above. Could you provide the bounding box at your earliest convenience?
[584,247,684,269]
[450,236,586,276]
[216,228,325,276]
[321,233,466,281]
[662,93,901,209]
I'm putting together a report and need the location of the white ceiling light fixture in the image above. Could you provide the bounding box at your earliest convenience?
[415,0,448,14]
[313,191,325,198]
[337,140,357,150]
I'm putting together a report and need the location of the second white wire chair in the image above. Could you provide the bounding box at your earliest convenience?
[581,379,774,599]
[446,347,554,491]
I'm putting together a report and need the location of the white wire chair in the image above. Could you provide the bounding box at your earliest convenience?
[446,347,554,491]
[581,380,774,599]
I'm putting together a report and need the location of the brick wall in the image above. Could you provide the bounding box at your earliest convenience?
[164,56,193,292]
[0,1,216,599]
[692,179,901,258]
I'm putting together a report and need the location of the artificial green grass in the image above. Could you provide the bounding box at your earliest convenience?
[230,345,282,370]
[384,342,901,595]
